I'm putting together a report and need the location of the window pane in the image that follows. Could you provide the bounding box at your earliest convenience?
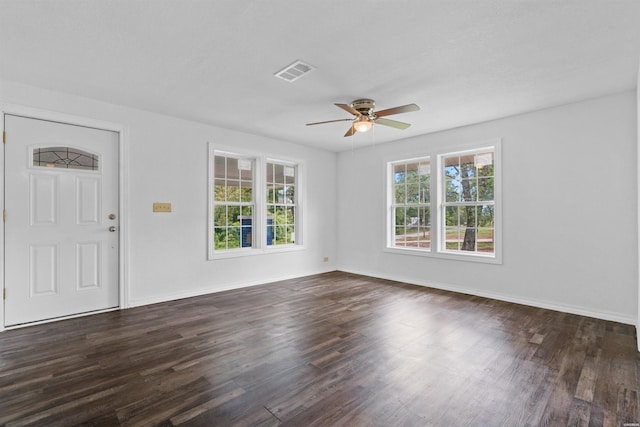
[286,207,295,225]
[444,156,459,180]
[416,226,430,248]
[445,206,459,227]
[226,180,240,202]
[239,160,253,180]
[420,176,430,203]
[240,181,252,203]
[214,179,226,202]
[478,177,494,201]
[214,206,227,226]
[214,156,226,179]
[276,185,286,204]
[394,164,406,183]
[440,147,497,256]
[285,218,295,243]
[388,157,431,252]
[284,166,296,184]
[461,206,477,229]
[266,163,274,183]
[33,146,99,171]
[274,164,285,184]
[478,228,494,253]
[395,183,405,204]
[227,227,241,249]
[394,208,406,245]
[226,157,239,179]
[214,227,227,250]
[460,154,476,178]
[286,185,295,204]
[266,161,298,246]
[459,179,476,201]
[227,206,240,225]
[266,184,276,204]
[478,205,494,227]
[460,227,477,252]
[266,208,275,246]
[476,152,494,177]
[240,212,252,248]
[407,182,420,203]
[445,179,462,202]
[445,227,461,250]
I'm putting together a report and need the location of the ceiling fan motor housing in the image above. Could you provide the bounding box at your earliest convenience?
[351,99,376,117]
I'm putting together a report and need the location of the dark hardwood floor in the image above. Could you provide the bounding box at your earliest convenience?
[0,271,638,426]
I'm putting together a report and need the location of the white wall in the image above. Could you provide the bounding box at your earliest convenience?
[338,91,638,325]
[1,79,637,328]
[0,80,337,309]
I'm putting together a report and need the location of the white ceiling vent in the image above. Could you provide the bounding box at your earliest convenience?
[274,60,315,82]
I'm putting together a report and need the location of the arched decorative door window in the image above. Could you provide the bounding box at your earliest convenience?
[32,146,99,171]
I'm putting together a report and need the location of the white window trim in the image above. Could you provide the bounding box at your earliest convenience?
[208,143,305,260]
[265,158,302,249]
[387,156,432,250]
[384,139,502,265]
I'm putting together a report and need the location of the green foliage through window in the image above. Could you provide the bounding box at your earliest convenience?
[392,158,431,249]
[213,155,254,250]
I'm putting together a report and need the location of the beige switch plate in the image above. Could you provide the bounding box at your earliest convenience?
[153,202,172,212]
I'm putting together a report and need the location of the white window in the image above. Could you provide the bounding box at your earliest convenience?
[386,141,500,263]
[389,157,431,249]
[212,153,255,251]
[209,145,303,258]
[440,148,496,256]
[266,161,298,246]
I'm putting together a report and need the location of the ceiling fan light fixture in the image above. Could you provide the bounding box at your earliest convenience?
[353,116,373,133]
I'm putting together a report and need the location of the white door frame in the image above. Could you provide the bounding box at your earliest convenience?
[0,104,130,330]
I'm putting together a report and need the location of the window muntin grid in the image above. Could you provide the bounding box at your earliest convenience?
[441,150,495,254]
[266,162,297,246]
[390,157,431,250]
[213,155,255,250]
[32,146,99,171]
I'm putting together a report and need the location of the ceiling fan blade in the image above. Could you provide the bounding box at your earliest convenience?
[306,118,353,126]
[343,125,356,137]
[374,103,420,118]
[375,117,411,130]
[335,103,361,116]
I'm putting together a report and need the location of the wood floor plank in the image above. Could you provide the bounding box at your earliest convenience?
[0,271,638,426]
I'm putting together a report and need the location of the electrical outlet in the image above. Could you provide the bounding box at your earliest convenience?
[153,202,172,212]
[323,256,329,262]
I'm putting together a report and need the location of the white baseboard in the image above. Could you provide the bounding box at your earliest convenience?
[128,267,336,308]
[337,267,637,326]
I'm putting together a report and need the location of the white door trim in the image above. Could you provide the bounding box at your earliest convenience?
[0,104,130,331]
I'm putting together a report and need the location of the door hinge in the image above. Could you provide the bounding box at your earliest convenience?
[3,289,5,300]
[2,130,6,144]
[2,210,5,223]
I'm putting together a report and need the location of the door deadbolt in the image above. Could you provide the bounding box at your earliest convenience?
[109,226,117,232]
[108,214,117,220]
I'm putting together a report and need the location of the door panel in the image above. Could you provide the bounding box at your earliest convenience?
[4,114,119,326]
[76,177,101,225]
[76,242,101,290]
[30,174,58,225]
[29,244,58,296]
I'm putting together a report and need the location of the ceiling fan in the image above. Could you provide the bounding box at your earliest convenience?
[306,99,420,137]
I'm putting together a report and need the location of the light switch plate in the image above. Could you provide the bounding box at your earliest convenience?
[153,202,172,212]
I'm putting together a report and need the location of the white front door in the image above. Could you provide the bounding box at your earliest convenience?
[4,114,119,326]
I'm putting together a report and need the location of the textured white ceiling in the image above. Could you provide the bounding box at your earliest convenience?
[1,0,639,151]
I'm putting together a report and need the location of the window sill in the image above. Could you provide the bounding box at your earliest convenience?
[384,246,502,265]
[209,245,305,260]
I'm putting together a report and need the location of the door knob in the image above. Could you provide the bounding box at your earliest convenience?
[109,226,117,232]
